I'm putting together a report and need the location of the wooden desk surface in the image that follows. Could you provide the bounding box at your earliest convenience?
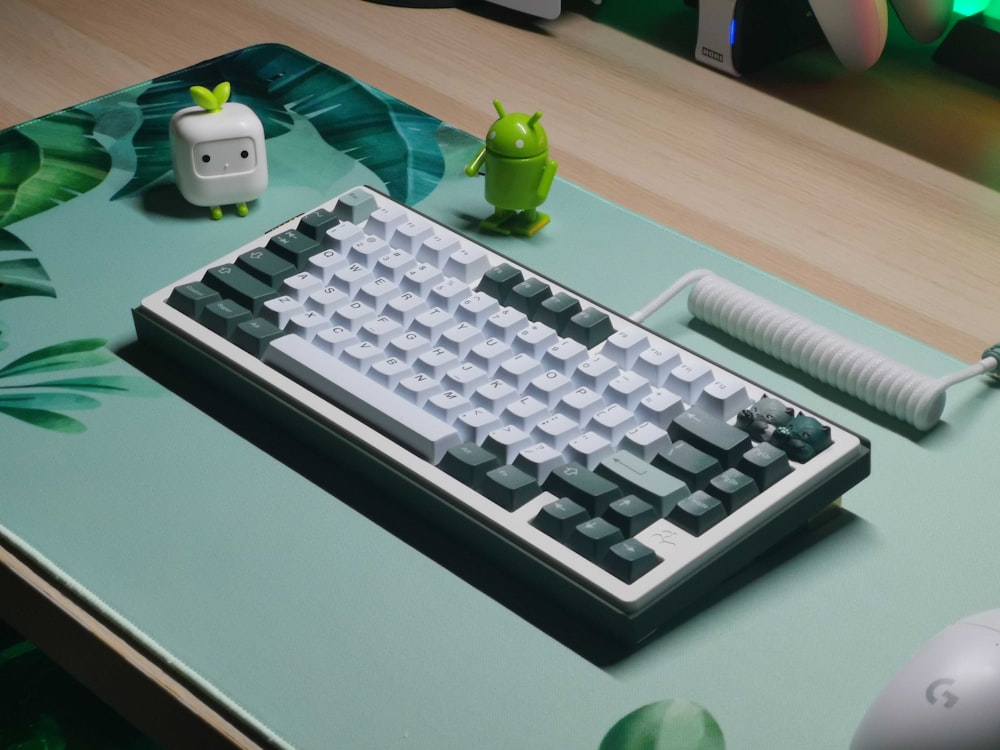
[0,2,996,747]
[2,0,997,362]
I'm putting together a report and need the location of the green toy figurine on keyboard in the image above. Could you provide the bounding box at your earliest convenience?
[169,82,269,220]
[465,99,558,237]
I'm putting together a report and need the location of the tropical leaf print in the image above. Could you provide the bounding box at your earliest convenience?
[0,110,111,228]
[0,257,55,302]
[0,338,160,433]
[114,45,447,204]
[0,108,111,302]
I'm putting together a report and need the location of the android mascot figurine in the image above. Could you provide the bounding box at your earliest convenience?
[170,82,268,220]
[465,99,557,237]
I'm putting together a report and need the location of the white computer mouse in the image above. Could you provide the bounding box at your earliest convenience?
[851,609,1000,750]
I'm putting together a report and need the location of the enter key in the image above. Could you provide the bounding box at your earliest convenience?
[596,450,689,517]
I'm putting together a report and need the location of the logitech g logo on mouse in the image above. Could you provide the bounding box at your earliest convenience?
[926,678,959,708]
[700,47,724,64]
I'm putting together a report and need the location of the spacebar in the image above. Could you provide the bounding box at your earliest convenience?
[263,334,462,464]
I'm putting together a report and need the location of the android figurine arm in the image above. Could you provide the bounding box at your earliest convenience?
[537,157,557,204]
[464,145,488,177]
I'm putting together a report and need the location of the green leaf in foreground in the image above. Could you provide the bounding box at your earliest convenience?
[599,700,725,750]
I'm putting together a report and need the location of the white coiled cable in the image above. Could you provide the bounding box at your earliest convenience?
[630,270,999,431]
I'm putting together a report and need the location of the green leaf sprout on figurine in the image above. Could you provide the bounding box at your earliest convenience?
[169,82,268,220]
[465,99,557,237]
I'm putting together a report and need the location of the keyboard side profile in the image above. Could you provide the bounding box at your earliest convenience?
[133,186,871,644]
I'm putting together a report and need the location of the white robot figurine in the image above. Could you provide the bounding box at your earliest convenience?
[170,82,268,220]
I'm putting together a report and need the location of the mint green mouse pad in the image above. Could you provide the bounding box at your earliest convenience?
[2,44,998,749]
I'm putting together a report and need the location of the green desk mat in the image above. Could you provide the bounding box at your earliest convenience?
[1,44,997,749]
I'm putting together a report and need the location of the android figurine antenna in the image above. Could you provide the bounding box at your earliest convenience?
[169,82,268,220]
[465,99,557,237]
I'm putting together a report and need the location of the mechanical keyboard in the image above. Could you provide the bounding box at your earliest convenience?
[133,186,871,643]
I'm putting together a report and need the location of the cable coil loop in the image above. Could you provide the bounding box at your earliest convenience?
[687,274,947,430]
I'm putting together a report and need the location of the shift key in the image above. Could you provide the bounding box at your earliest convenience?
[596,450,689,516]
[202,264,279,314]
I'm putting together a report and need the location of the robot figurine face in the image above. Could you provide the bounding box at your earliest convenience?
[170,87,268,216]
[192,137,259,178]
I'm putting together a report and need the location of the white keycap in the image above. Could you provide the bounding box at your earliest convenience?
[602,327,649,370]
[620,421,671,462]
[576,354,619,393]
[397,372,443,406]
[497,353,543,390]
[635,387,685,428]
[444,245,490,282]
[590,403,637,444]
[262,295,304,328]
[666,361,715,404]
[526,369,574,408]
[694,377,753,421]
[396,372,442,406]
[324,221,365,253]
[365,204,408,240]
[306,286,349,317]
[606,371,653,411]
[565,431,613,470]
[484,308,528,344]
[306,249,348,283]
[503,396,549,432]
[633,344,682,386]
[558,386,604,425]
[390,218,434,253]
[348,235,390,269]
[417,232,461,267]
[513,443,564,483]
[483,425,533,465]
[456,407,502,444]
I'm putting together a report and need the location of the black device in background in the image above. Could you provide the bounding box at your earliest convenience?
[934,12,1000,87]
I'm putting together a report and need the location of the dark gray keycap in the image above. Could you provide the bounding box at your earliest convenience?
[536,292,582,334]
[653,440,722,492]
[668,491,727,536]
[332,188,378,224]
[706,468,759,513]
[439,442,500,490]
[476,263,524,305]
[738,443,793,490]
[603,539,661,583]
[667,408,752,468]
[543,462,622,515]
[237,248,296,286]
[507,278,552,318]
[603,495,659,536]
[482,465,540,511]
[232,317,284,357]
[298,207,342,240]
[167,282,221,318]
[532,498,589,542]
[562,308,614,348]
[568,517,624,562]
[201,299,252,337]
[596,451,689,516]
[202,264,279,314]
[266,230,321,271]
